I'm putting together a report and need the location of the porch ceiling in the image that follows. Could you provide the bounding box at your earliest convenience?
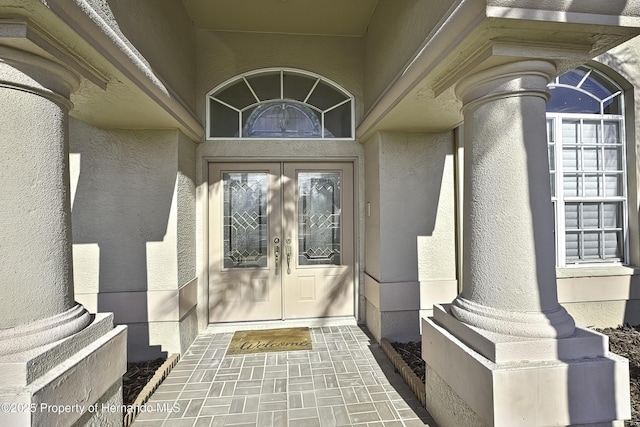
[182,0,379,36]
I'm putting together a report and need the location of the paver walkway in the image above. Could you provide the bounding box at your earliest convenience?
[132,325,437,427]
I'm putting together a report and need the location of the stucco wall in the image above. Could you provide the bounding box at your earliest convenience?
[363,0,456,112]
[69,119,198,360]
[195,31,363,126]
[88,0,197,110]
[364,130,457,342]
[378,131,456,283]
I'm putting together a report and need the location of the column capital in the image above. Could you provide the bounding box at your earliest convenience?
[0,45,80,110]
[455,60,556,111]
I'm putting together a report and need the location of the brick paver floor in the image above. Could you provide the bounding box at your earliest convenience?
[132,325,437,427]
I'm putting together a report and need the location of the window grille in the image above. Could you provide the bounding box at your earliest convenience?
[547,66,627,266]
[207,69,354,139]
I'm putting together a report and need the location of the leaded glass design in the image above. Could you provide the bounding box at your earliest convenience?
[297,172,341,266]
[223,172,268,268]
[547,66,627,266]
[207,68,353,139]
[243,102,326,138]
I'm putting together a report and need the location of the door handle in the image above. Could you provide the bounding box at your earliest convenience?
[274,238,280,275]
[285,237,292,274]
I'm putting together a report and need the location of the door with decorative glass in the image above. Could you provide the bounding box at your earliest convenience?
[208,162,354,322]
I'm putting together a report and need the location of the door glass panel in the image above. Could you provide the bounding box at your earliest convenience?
[297,172,341,266]
[223,172,268,269]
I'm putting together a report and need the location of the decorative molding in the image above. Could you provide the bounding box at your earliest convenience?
[432,40,592,98]
[0,19,108,90]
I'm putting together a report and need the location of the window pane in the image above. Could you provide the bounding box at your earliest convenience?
[243,102,322,138]
[603,147,622,171]
[324,101,352,138]
[604,231,623,258]
[216,81,256,110]
[210,99,239,137]
[246,73,281,101]
[563,174,581,197]
[562,120,580,144]
[604,174,624,197]
[603,94,622,115]
[602,203,622,228]
[307,80,348,111]
[583,147,599,171]
[565,232,580,261]
[283,73,316,102]
[298,172,341,266]
[582,203,599,228]
[563,147,580,171]
[548,87,600,113]
[582,121,600,144]
[583,174,601,197]
[565,203,579,229]
[582,231,601,259]
[603,121,620,143]
[559,68,588,86]
[223,173,268,269]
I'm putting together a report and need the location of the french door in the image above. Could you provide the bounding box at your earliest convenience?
[208,162,354,322]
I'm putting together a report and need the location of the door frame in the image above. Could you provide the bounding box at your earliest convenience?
[202,156,361,326]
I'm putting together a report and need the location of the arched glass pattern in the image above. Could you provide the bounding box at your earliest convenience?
[207,69,354,139]
[547,66,627,266]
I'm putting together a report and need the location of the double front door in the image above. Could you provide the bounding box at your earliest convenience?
[208,162,354,322]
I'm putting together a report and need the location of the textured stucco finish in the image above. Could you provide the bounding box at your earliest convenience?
[363,131,457,341]
[451,61,575,339]
[104,0,197,110]
[365,131,456,284]
[71,120,185,293]
[363,0,456,111]
[196,31,363,127]
[70,119,198,360]
[0,87,75,328]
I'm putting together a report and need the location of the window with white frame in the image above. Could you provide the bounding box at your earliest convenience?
[546,66,627,266]
[206,68,354,139]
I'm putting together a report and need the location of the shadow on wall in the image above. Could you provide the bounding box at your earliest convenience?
[70,119,177,362]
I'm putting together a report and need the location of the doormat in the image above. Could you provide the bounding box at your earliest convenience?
[226,327,312,355]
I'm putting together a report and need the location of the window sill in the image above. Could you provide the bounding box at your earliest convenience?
[556,265,640,279]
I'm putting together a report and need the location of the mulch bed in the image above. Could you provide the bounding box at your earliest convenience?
[392,325,640,426]
[122,357,166,406]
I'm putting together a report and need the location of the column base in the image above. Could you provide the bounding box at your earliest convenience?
[0,313,127,426]
[422,308,631,427]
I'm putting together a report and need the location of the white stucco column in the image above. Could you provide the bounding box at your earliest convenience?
[450,60,576,339]
[0,47,90,355]
[422,60,630,427]
[0,46,126,426]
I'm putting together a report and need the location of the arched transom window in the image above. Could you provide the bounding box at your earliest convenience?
[546,65,627,266]
[207,69,354,139]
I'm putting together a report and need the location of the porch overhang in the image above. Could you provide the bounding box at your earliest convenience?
[356,1,640,141]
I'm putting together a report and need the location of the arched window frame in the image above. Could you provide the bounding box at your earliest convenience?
[206,68,355,140]
[547,65,629,267]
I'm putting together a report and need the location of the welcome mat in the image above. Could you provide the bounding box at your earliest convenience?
[226,327,312,355]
